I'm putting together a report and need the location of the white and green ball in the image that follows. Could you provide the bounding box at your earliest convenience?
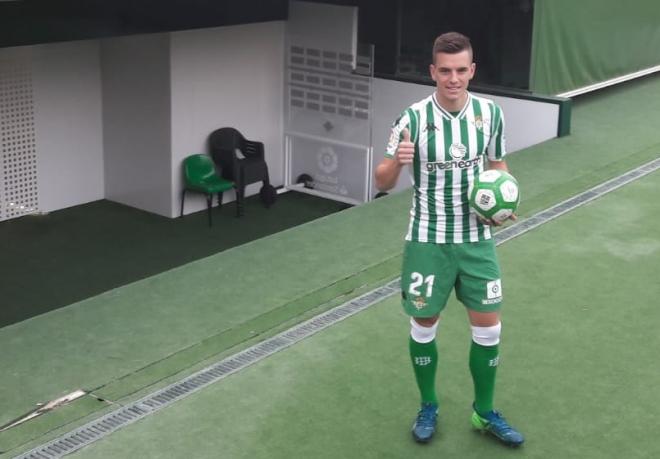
[469,170,520,223]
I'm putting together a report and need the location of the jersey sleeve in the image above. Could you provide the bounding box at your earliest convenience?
[384,111,412,158]
[486,104,507,161]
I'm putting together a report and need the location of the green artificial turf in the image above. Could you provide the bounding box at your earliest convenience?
[70,171,660,459]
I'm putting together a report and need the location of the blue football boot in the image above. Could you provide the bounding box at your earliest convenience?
[412,402,438,443]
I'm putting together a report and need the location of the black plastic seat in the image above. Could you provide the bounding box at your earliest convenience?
[208,127,276,216]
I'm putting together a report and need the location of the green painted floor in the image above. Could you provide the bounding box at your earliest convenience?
[2,74,660,456]
[0,192,346,327]
[70,170,660,459]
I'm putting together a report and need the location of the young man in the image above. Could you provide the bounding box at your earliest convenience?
[374,32,524,447]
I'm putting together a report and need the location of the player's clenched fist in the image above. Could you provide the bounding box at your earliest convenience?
[396,128,415,165]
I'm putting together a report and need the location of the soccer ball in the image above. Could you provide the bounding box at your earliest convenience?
[469,170,520,223]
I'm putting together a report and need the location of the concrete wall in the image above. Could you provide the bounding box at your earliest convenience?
[170,21,286,216]
[101,33,172,217]
[287,1,357,60]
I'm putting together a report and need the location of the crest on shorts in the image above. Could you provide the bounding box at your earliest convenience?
[413,296,427,310]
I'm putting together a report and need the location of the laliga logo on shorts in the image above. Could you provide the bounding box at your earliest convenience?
[487,279,501,299]
[482,279,502,305]
[449,143,467,159]
[317,146,338,174]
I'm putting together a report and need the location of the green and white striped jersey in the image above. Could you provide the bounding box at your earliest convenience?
[385,92,507,243]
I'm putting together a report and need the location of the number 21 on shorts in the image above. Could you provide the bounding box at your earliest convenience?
[409,272,435,297]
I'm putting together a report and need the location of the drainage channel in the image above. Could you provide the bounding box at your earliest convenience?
[15,157,660,458]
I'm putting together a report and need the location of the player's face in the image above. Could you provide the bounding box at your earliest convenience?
[429,50,475,110]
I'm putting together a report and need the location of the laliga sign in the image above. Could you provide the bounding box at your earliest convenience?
[317,146,338,174]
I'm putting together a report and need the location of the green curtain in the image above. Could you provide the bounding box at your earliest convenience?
[531,0,660,95]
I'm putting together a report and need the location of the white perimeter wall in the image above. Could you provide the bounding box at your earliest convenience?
[101,33,172,217]
[371,77,560,194]
[170,21,285,217]
[30,41,104,212]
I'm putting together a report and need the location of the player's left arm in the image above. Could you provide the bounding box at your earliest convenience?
[484,105,516,225]
[487,159,508,172]
[486,103,506,161]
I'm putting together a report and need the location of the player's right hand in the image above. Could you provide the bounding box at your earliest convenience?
[396,128,414,165]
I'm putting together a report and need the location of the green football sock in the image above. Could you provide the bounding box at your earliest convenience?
[409,337,438,405]
[469,341,499,415]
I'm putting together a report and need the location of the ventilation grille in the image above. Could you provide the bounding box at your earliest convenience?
[288,45,371,120]
[0,55,38,221]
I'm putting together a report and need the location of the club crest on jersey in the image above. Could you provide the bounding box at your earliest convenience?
[449,142,467,159]
[472,116,490,132]
[413,296,427,310]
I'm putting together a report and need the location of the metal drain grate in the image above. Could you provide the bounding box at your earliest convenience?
[15,157,660,458]
[15,280,400,458]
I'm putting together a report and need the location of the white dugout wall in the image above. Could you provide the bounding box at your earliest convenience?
[0,42,104,220]
[0,22,285,220]
[170,21,285,217]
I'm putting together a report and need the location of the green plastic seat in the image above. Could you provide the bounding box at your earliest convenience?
[180,154,236,227]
